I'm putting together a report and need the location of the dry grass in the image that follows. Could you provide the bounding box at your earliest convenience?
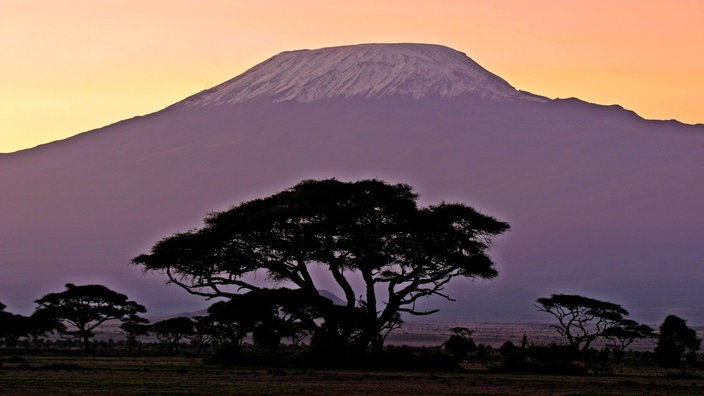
[1,355,703,395]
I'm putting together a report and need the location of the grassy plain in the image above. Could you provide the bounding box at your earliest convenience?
[1,354,703,395]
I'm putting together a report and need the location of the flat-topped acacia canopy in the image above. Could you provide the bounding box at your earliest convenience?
[133,179,509,351]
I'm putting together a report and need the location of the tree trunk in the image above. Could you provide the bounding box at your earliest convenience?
[369,334,384,353]
[361,269,379,353]
[83,333,91,352]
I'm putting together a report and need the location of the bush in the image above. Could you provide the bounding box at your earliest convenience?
[443,335,476,359]
[499,341,516,356]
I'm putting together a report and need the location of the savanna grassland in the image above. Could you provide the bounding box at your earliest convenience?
[2,354,703,395]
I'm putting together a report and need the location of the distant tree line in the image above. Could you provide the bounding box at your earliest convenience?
[1,179,701,371]
[535,293,701,368]
[3,287,700,370]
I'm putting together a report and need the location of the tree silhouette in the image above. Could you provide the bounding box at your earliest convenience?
[26,308,65,346]
[151,316,194,353]
[0,302,6,344]
[191,315,217,353]
[207,296,262,346]
[536,294,628,352]
[0,303,29,347]
[602,319,654,353]
[654,315,701,367]
[134,179,508,352]
[120,317,150,350]
[443,327,477,359]
[35,283,146,351]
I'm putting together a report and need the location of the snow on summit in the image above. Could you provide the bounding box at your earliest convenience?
[181,43,546,106]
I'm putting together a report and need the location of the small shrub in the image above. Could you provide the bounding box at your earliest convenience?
[499,341,516,356]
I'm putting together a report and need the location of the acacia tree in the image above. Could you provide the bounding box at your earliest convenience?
[654,315,701,367]
[133,179,509,351]
[35,283,147,351]
[0,303,29,347]
[191,315,218,353]
[27,308,65,345]
[207,299,256,346]
[151,317,194,353]
[602,319,655,353]
[536,294,629,352]
[120,317,150,350]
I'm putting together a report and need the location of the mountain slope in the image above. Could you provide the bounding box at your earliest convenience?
[1,44,702,324]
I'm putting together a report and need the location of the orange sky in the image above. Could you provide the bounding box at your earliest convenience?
[1,0,703,153]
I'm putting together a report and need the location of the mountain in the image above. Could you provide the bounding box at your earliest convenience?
[178,43,544,105]
[1,43,703,323]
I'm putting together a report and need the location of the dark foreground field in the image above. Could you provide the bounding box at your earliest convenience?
[1,355,704,395]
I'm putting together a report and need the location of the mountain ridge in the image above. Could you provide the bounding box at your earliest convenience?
[4,43,700,156]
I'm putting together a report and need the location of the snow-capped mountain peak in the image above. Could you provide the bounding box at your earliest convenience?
[180,43,545,106]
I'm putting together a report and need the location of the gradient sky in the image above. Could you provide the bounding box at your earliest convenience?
[2,0,703,153]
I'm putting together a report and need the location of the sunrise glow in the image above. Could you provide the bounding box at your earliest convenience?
[1,0,703,153]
